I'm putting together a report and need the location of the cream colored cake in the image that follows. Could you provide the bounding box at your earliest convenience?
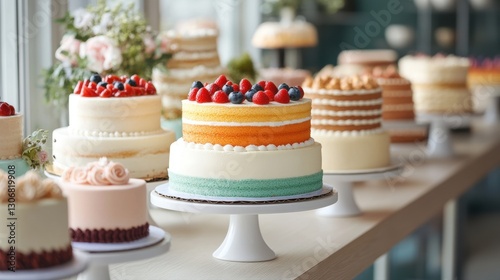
[303,74,391,171]
[0,171,72,270]
[338,49,397,69]
[0,103,30,176]
[60,158,148,243]
[399,54,471,113]
[153,28,225,119]
[52,83,176,180]
[468,58,500,113]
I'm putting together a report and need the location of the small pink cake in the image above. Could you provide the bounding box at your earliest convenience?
[60,158,148,243]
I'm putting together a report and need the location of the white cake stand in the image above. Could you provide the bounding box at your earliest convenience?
[0,250,89,280]
[151,184,337,262]
[75,226,170,280]
[416,113,472,158]
[484,95,500,124]
[317,164,404,217]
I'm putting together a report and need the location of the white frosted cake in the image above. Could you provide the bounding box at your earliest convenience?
[303,75,391,171]
[0,101,30,177]
[52,74,176,180]
[0,171,72,270]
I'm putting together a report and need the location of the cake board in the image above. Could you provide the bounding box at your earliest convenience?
[151,184,337,262]
[317,163,404,217]
[0,250,89,280]
[75,226,170,280]
[416,113,472,158]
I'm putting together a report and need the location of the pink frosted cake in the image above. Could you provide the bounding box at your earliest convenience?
[60,158,148,243]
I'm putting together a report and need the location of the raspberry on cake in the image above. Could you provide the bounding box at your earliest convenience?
[167,76,323,199]
[0,101,30,176]
[0,171,73,270]
[303,74,391,171]
[60,158,149,243]
[52,74,176,180]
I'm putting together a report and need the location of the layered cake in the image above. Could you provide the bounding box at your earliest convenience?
[399,54,472,114]
[303,75,391,171]
[52,74,176,180]
[0,101,30,176]
[167,75,323,199]
[153,27,225,120]
[372,66,427,143]
[60,158,148,243]
[468,57,500,113]
[338,49,397,69]
[0,171,72,270]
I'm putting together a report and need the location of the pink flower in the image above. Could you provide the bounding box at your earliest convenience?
[80,36,122,73]
[143,35,156,55]
[55,34,82,65]
[104,162,129,185]
[38,150,48,164]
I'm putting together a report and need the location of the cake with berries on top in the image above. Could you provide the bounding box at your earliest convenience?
[0,101,30,176]
[303,74,391,171]
[165,75,324,200]
[468,57,500,113]
[52,74,176,180]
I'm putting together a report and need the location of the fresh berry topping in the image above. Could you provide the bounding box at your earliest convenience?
[264,90,274,101]
[205,83,220,95]
[139,78,147,87]
[96,85,106,94]
[212,90,229,103]
[264,81,278,94]
[252,91,270,105]
[245,90,257,102]
[214,75,228,88]
[106,84,117,93]
[88,82,97,90]
[97,81,108,88]
[134,87,146,96]
[239,78,252,94]
[125,78,137,86]
[222,84,234,95]
[105,75,121,83]
[89,74,102,84]
[125,83,134,93]
[228,91,245,104]
[251,83,264,92]
[191,81,204,89]
[278,83,290,91]
[81,86,97,97]
[0,102,12,116]
[99,89,113,98]
[188,88,199,101]
[114,91,128,97]
[83,79,90,87]
[297,85,305,98]
[8,105,15,115]
[145,82,156,95]
[74,81,83,94]
[232,84,240,92]
[257,80,266,88]
[131,74,140,85]
[225,81,233,86]
[288,87,301,101]
[274,89,290,103]
[114,82,125,91]
[196,87,211,103]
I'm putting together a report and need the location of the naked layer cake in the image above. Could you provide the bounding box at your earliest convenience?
[0,101,30,176]
[468,57,500,113]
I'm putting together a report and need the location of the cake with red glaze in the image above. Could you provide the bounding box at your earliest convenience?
[52,74,176,180]
[0,171,72,271]
[166,75,324,199]
[60,158,149,243]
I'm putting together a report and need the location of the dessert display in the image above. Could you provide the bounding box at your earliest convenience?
[303,74,391,171]
[258,68,311,89]
[153,27,225,120]
[371,66,428,143]
[0,101,30,176]
[52,74,176,180]
[0,171,72,270]
[399,54,472,114]
[60,158,149,243]
[167,75,324,199]
[338,49,398,69]
[468,57,500,113]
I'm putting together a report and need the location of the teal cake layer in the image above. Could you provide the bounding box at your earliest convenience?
[169,171,323,198]
[0,157,30,177]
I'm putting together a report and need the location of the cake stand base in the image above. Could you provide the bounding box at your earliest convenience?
[317,164,404,217]
[151,185,337,262]
[484,95,500,124]
[75,229,170,280]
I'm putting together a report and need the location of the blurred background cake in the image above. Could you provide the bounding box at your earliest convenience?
[468,57,500,113]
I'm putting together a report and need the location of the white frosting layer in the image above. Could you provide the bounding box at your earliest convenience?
[173,50,219,60]
[178,137,315,152]
[399,55,469,84]
[0,114,23,159]
[412,86,471,113]
[312,130,390,171]
[67,128,167,138]
[312,98,382,106]
[312,128,384,137]
[166,28,218,39]
[182,116,311,127]
[169,140,322,180]
[303,87,381,96]
[163,65,225,79]
[311,109,381,117]
[311,118,381,126]
[0,199,71,253]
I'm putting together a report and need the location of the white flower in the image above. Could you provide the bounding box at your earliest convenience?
[143,35,156,55]
[80,36,122,73]
[55,34,82,65]
[73,9,94,29]
[92,13,113,35]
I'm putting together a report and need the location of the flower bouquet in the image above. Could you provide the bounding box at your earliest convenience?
[22,129,49,170]
[43,0,172,107]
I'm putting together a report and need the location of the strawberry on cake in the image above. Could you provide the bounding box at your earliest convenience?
[0,101,30,176]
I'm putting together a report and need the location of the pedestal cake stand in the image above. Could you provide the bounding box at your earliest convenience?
[0,251,89,280]
[75,226,170,280]
[484,95,500,124]
[417,113,471,158]
[151,184,337,262]
[317,164,404,217]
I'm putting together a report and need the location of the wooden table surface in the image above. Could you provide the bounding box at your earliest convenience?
[107,119,500,280]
